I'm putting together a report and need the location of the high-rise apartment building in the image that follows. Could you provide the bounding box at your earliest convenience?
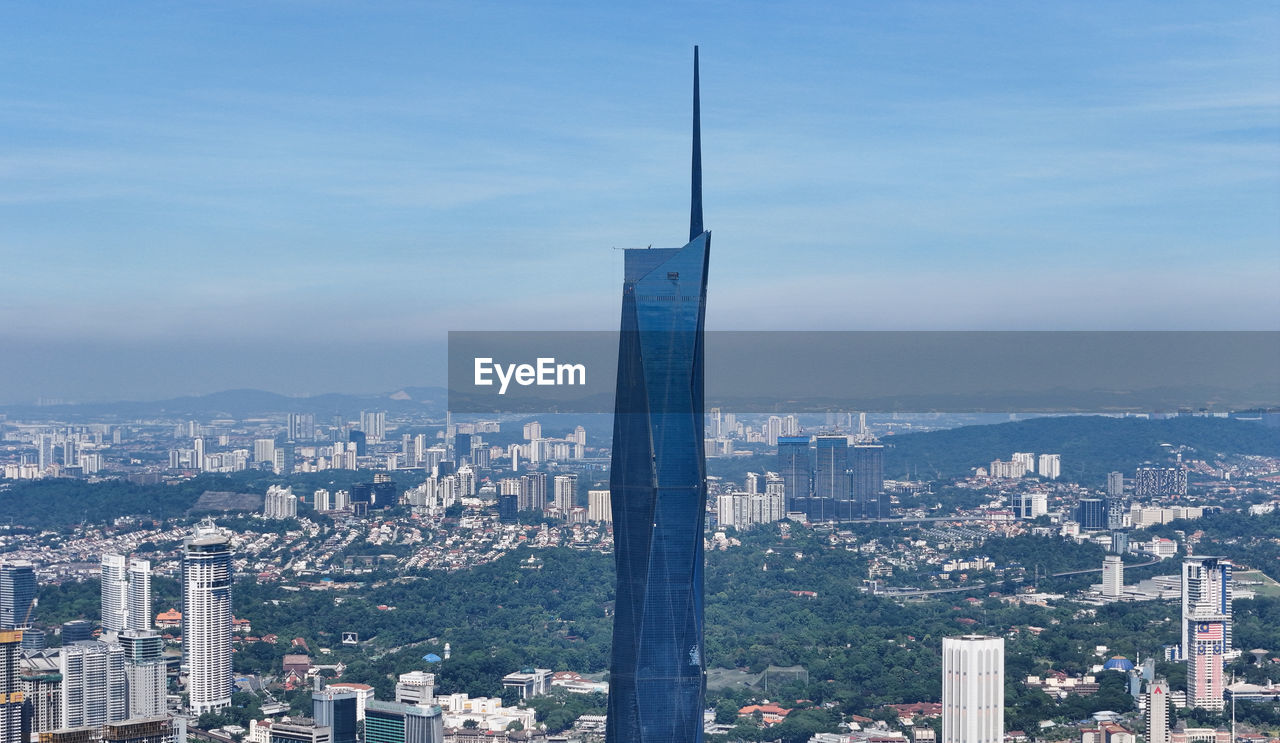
[1107,471,1125,498]
[1037,454,1060,480]
[1135,466,1187,499]
[60,640,127,728]
[120,629,166,719]
[587,490,612,523]
[518,473,547,512]
[0,630,24,743]
[127,560,152,632]
[1101,555,1123,597]
[606,48,709,743]
[101,554,130,634]
[287,413,315,442]
[1011,452,1036,475]
[183,520,233,715]
[19,647,61,735]
[552,474,577,515]
[942,635,1004,743]
[254,438,276,464]
[359,411,386,443]
[0,562,35,631]
[264,485,299,519]
[1182,557,1231,709]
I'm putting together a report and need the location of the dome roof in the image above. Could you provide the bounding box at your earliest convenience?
[1102,656,1134,671]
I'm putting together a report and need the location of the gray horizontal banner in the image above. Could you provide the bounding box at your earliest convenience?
[447,331,1279,414]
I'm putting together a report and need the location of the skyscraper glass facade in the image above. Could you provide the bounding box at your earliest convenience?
[606,48,709,743]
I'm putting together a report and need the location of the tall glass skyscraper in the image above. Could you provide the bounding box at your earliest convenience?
[606,48,710,743]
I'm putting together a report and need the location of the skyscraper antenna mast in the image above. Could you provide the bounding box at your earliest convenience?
[689,45,703,242]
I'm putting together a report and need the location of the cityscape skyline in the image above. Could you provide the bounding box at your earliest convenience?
[1,2,1278,402]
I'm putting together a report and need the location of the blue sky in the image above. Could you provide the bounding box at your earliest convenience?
[1,2,1277,401]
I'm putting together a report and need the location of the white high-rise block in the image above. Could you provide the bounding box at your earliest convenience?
[943,635,1004,743]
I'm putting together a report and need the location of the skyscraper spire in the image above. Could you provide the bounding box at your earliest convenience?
[689,45,703,242]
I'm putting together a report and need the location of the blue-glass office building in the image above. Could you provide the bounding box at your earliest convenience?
[606,48,709,743]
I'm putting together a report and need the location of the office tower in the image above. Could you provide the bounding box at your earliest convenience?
[120,629,166,718]
[810,436,850,521]
[20,628,45,651]
[1105,497,1127,530]
[1182,557,1231,709]
[183,520,232,715]
[607,48,708,743]
[1109,531,1129,555]
[1102,555,1123,597]
[1145,679,1170,743]
[348,430,367,456]
[777,436,810,514]
[0,630,24,743]
[453,434,471,462]
[942,635,1004,743]
[61,621,93,644]
[270,719,332,743]
[1037,454,1060,480]
[264,485,299,519]
[850,443,886,518]
[313,690,358,743]
[60,640,127,727]
[0,562,35,630]
[1011,493,1047,520]
[1107,471,1125,497]
[1182,557,1232,653]
[102,554,130,634]
[394,671,435,706]
[552,474,577,515]
[1076,498,1107,530]
[288,413,315,442]
[365,701,443,743]
[1135,466,1187,499]
[1011,452,1036,475]
[498,494,518,522]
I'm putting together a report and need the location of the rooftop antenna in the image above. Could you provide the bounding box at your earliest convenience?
[689,45,703,242]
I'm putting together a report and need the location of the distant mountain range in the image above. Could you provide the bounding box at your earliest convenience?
[881,414,1280,486]
[0,387,448,420]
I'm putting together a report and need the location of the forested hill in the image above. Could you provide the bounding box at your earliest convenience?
[881,415,1280,485]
